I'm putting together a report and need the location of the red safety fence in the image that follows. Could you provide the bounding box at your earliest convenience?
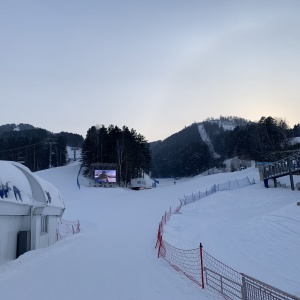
[56,218,80,241]
[159,239,203,287]
[155,203,300,300]
[155,203,205,288]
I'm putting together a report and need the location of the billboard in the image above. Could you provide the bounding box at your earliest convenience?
[94,170,116,183]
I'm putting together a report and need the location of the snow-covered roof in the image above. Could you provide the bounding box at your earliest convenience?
[0,161,65,210]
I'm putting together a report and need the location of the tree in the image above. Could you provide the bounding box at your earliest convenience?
[80,125,152,183]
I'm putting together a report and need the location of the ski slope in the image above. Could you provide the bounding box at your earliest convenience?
[0,162,299,299]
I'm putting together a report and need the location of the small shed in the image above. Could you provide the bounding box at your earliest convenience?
[130,173,154,190]
[0,161,65,266]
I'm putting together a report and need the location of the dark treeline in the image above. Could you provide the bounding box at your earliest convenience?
[151,124,215,178]
[0,129,67,171]
[0,123,35,134]
[204,116,298,162]
[80,125,151,185]
[151,116,300,178]
[58,132,84,148]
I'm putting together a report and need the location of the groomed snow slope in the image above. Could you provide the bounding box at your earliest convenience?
[0,162,299,299]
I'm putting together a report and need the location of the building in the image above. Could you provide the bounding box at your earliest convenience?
[0,161,65,266]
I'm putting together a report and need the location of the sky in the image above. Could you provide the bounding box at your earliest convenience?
[0,159,299,299]
[1,0,300,142]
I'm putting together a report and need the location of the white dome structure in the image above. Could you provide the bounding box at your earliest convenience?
[0,161,65,266]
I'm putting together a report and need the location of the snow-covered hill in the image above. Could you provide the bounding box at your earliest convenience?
[196,118,243,158]
[197,123,220,158]
[0,162,299,299]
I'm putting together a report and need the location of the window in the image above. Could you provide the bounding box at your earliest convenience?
[41,216,48,234]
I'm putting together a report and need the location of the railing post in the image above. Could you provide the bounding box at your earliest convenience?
[220,275,223,293]
[156,224,161,250]
[241,274,247,300]
[288,158,295,190]
[200,243,205,289]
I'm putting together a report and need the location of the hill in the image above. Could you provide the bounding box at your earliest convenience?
[0,123,84,171]
[150,116,300,178]
[0,123,84,148]
[0,160,299,299]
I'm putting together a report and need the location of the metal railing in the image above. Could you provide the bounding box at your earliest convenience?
[263,153,300,180]
[241,274,300,300]
[205,267,242,300]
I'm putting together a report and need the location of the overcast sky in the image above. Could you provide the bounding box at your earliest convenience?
[1,0,300,142]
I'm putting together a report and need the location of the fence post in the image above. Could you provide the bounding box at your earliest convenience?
[72,225,75,234]
[200,243,205,289]
[236,179,239,187]
[158,234,162,258]
[155,223,161,249]
[241,274,247,300]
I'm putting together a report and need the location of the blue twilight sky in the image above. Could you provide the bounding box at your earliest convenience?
[1,0,300,142]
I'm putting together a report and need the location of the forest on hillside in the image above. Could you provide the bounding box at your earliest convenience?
[151,124,214,178]
[1,117,299,179]
[0,125,84,172]
[151,116,300,178]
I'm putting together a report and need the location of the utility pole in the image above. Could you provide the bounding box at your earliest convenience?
[45,137,58,169]
[49,141,52,168]
[33,145,36,171]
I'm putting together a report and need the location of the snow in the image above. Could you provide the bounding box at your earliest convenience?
[197,123,220,158]
[290,137,300,145]
[0,161,64,208]
[220,121,236,131]
[0,162,299,299]
[0,161,33,204]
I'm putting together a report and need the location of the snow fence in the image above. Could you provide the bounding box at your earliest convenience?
[56,218,80,241]
[181,176,255,205]
[155,178,300,300]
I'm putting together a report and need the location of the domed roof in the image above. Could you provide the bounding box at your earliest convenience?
[0,161,64,209]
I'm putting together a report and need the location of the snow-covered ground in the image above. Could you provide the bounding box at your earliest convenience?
[0,162,299,299]
[291,137,300,145]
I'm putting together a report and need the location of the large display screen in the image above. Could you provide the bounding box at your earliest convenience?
[94,170,117,183]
